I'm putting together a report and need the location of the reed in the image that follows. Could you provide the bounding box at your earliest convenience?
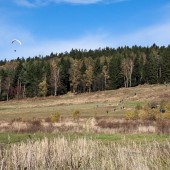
[0,136,169,170]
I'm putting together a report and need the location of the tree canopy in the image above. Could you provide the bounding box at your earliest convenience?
[0,44,170,100]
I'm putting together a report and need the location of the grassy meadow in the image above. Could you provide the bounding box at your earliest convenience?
[0,85,170,169]
[0,84,169,121]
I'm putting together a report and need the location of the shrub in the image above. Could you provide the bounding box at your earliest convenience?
[125,110,139,120]
[147,101,158,109]
[165,102,170,111]
[73,110,80,122]
[27,119,43,133]
[141,107,162,121]
[142,103,163,121]
[51,113,61,123]
[138,110,148,120]
[160,99,167,109]
[162,112,170,119]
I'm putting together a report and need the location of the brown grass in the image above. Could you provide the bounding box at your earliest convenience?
[0,118,169,134]
[0,84,169,121]
[0,137,170,170]
[0,85,169,134]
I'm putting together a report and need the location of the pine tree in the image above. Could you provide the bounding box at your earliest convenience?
[59,58,71,94]
[161,46,170,83]
[144,54,157,84]
[109,55,123,89]
[132,56,141,86]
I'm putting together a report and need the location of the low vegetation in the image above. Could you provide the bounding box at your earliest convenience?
[0,85,169,169]
[125,100,170,121]
[0,136,170,170]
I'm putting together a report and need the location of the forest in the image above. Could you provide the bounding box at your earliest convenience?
[0,44,170,100]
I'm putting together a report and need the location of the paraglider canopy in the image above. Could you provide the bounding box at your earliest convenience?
[11,39,22,45]
[11,39,22,52]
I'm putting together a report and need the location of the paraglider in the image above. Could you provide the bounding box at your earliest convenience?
[11,39,22,52]
[11,39,22,45]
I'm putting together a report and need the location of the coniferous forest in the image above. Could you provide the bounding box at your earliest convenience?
[0,44,170,101]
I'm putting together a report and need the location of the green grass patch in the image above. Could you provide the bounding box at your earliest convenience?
[125,101,145,108]
[0,132,169,145]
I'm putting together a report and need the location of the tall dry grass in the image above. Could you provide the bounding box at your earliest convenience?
[0,137,170,170]
[0,118,170,134]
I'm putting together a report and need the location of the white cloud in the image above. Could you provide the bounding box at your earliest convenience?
[52,0,101,4]
[13,0,128,7]
[0,28,109,60]
[21,22,170,57]
[113,23,170,47]
[1,19,170,60]
[13,0,36,7]
[2,33,108,59]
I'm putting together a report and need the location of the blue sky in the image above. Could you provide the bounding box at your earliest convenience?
[0,0,170,60]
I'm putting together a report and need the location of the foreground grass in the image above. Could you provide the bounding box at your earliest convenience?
[0,136,170,170]
[0,132,170,144]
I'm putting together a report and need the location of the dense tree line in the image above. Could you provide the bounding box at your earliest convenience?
[0,44,170,100]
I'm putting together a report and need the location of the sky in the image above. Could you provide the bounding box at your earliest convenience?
[0,0,170,60]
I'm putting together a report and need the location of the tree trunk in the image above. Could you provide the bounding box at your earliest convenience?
[54,75,57,96]
[0,78,1,96]
[23,84,26,98]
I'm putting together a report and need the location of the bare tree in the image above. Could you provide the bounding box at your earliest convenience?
[50,59,60,96]
[102,65,109,90]
[121,58,134,88]
[85,65,93,93]
[69,59,81,94]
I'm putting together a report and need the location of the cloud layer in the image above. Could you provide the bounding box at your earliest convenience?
[13,0,127,7]
[1,21,170,60]
[1,0,170,60]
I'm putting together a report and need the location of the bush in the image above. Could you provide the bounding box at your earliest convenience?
[27,119,43,133]
[165,102,170,112]
[73,110,80,122]
[125,110,139,120]
[141,107,161,121]
[147,101,158,109]
[138,110,148,120]
[160,100,167,109]
[162,112,170,119]
[51,113,61,123]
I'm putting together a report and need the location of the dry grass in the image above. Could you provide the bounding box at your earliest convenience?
[0,136,170,170]
[0,118,169,134]
[0,84,169,121]
[0,85,169,169]
[0,84,169,135]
